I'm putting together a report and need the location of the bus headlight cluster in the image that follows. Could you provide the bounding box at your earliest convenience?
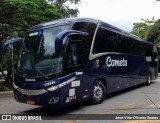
[46,82,67,91]
[47,86,59,91]
[46,77,76,92]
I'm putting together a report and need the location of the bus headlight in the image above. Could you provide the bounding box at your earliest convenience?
[47,85,59,91]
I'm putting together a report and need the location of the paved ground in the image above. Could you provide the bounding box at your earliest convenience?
[0,76,160,123]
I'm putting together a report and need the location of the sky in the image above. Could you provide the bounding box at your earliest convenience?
[77,0,160,32]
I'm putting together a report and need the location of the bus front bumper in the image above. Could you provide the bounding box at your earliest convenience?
[14,88,67,107]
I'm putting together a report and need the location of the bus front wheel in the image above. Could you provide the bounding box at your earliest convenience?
[90,81,106,104]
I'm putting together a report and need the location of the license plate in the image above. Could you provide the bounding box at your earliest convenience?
[26,100,35,105]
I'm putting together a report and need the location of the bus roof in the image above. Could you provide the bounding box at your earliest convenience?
[28,18,98,32]
[28,17,154,46]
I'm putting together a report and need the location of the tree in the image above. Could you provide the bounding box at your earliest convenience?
[146,19,160,71]
[0,0,63,85]
[131,18,160,71]
[147,19,160,44]
[48,0,81,17]
[0,0,63,42]
[131,17,156,40]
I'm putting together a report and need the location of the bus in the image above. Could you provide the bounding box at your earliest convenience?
[3,18,158,107]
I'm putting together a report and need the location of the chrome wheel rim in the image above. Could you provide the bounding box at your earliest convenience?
[93,85,103,102]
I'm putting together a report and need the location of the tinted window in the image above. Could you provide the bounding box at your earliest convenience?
[72,22,97,49]
[93,26,154,57]
[93,27,117,54]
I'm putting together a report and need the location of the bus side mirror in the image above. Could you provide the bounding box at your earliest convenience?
[55,30,88,52]
[2,38,24,54]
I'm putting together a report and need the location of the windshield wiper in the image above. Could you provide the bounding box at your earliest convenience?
[34,67,49,79]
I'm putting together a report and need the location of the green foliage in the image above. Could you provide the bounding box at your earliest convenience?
[131,17,156,40]
[147,19,160,46]
[0,0,63,43]
[131,18,160,71]
[146,19,160,71]
[48,0,81,17]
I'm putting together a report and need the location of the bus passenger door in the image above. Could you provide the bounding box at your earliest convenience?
[64,39,86,101]
[66,40,83,74]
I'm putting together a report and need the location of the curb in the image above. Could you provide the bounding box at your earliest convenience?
[0,91,13,95]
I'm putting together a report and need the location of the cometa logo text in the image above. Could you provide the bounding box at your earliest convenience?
[106,56,127,67]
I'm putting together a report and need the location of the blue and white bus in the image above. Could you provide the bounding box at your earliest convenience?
[3,18,158,107]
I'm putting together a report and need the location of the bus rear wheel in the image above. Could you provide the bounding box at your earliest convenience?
[90,81,106,104]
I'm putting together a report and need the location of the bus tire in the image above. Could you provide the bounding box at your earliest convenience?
[146,73,151,86]
[90,81,106,104]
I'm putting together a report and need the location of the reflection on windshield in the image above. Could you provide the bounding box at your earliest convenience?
[17,25,69,78]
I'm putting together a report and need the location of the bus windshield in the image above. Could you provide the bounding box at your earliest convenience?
[16,25,70,78]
